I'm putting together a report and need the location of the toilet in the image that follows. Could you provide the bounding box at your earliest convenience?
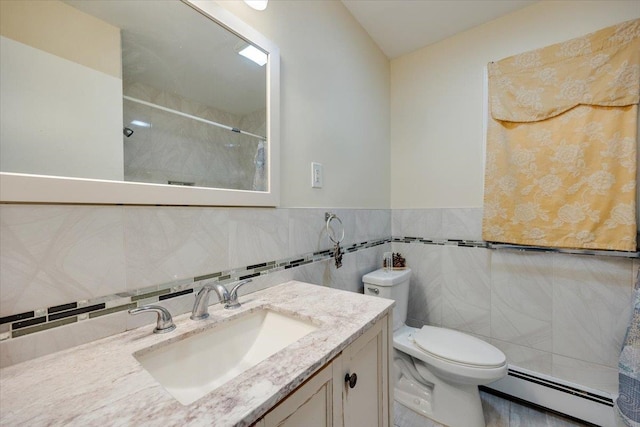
[363,268,507,427]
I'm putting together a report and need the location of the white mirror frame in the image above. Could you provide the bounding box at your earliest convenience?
[0,0,280,207]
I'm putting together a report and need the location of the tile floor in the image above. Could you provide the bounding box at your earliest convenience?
[394,391,591,427]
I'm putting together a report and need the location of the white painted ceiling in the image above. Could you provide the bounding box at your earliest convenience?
[341,0,539,59]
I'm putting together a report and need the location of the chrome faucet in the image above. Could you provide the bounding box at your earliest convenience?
[190,278,253,320]
[128,305,176,334]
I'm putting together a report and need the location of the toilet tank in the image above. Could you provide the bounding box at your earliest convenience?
[362,268,411,331]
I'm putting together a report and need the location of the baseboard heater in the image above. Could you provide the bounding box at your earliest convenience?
[483,366,617,427]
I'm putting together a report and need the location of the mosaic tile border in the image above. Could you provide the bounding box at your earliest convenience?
[2,235,634,342]
[392,237,640,258]
[0,238,389,342]
[392,236,489,248]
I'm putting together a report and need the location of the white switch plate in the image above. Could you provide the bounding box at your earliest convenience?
[311,162,323,188]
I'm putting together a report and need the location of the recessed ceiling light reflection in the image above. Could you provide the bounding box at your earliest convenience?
[131,120,152,128]
[238,45,267,66]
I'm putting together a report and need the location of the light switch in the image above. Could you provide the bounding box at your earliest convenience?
[311,162,323,188]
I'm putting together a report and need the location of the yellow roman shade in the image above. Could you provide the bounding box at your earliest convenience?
[483,19,639,252]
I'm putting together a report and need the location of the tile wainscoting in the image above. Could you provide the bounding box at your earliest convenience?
[1,205,637,399]
[0,205,391,367]
[392,208,639,396]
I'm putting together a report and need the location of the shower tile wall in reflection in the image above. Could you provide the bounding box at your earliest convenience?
[123,82,266,190]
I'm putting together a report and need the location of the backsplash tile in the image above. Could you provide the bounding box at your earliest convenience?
[0,311,35,325]
[0,311,128,368]
[0,205,127,317]
[47,303,105,322]
[123,206,229,289]
[228,208,289,269]
[89,303,137,319]
[288,208,333,256]
[47,302,78,314]
[12,317,77,338]
[158,288,194,301]
[0,203,391,366]
[11,316,46,330]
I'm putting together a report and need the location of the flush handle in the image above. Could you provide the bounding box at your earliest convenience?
[345,372,358,389]
[367,287,379,295]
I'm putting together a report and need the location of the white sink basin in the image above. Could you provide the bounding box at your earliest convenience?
[133,309,318,405]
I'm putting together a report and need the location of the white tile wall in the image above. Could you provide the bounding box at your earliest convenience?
[355,209,392,243]
[441,207,483,240]
[288,208,333,256]
[393,207,637,395]
[0,205,389,367]
[490,338,553,376]
[401,243,443,327]
[392,209,443,239]
[441,245,492,337]
[1,203,636,398]
[228,208,290,269]
[123,206,230,288]
[0,205,127,317]
[552,354,619,394]
[491,252,553,352]
[552,255,632,368]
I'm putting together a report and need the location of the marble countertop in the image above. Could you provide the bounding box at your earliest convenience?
[0,281,393,427]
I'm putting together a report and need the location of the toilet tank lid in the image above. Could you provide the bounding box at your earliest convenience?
[362,268,411,286]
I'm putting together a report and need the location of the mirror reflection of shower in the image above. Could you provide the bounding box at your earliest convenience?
[113,0,268,191]
[122,92,266,190]
[0,1,270,189]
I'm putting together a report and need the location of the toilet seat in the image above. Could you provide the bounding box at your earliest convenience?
[393,325,507,385]
[412,326,506,368]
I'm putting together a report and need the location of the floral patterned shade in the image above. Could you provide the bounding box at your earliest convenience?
[483,19,639,252]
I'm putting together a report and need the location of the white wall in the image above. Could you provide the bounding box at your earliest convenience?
[0,36,124,181]
[0,0,124,181]
[390,0,640,209]
[217,0,391,208]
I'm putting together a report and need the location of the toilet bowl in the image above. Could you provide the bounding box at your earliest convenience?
[363,268,507,427]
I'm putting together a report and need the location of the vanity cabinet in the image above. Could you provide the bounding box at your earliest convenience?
[342,316,389,427]
[262,360,343,427]
[257,314,391,427]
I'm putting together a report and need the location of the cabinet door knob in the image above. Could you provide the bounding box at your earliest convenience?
[345,372,357,389]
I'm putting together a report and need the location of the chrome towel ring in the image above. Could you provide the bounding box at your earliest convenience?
[325,212,344,244]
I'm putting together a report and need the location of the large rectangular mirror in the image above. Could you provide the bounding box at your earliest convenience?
[0,0,279,206]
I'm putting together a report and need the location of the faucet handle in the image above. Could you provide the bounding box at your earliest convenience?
[129,305,176,334]
[226,278,253,309]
